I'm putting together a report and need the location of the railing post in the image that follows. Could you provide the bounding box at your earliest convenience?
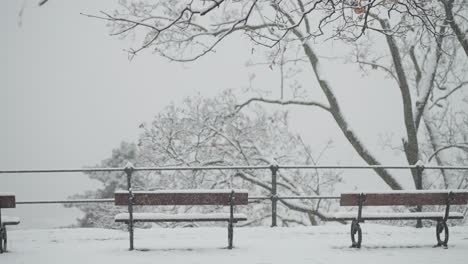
[124,162,135,250]
[415,162,424,228]
[270,164,279,227]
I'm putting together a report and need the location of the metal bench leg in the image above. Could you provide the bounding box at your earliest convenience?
[435,192,453,249]
[350,220,362,248]
[0,225,5,253]
[3,227,6,252]
[228,222,233,249]
[435,221,449,248]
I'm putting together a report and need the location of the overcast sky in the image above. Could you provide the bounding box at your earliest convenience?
[0,0,432,229]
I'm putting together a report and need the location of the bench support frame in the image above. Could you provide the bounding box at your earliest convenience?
[350,193,365,248]
[0,208,4,253]
[347,192,458,249]
[0,195,18,254]
[0,209,9,254]
[434,191,455,248]
[120,168,242,251]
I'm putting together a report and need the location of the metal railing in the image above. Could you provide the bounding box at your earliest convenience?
[2,163,468,220]
[3,164,468,174]
[2,163,468,250]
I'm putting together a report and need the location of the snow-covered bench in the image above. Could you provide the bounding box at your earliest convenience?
[333,190,468,248]
[114,189,248,249]
[0,193,20,253]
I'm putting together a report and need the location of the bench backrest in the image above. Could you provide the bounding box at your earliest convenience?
[0,194,16,208]
[340,190,468,206]
[115,189,248,206]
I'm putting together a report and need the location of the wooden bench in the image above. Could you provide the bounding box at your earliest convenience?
[334,190,468,248]
[0,193,20,253]
[114,189,248,249]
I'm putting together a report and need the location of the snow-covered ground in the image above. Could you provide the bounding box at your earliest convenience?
[3,224,468,263]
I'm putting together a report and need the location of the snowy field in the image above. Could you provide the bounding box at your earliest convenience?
[3,224,468,264]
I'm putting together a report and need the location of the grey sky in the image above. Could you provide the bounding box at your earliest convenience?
[1,0,430,229]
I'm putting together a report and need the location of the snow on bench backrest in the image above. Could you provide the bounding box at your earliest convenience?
[115,189,249,206]
[340,190,468,206]
[0,193,16,208]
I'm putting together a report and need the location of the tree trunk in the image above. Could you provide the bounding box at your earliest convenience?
[297,33,402,190]
[443,0,468,58]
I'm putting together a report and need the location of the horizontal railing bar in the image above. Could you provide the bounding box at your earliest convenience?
[16,196,341,205]
[248,196,340,200]
[135,165,272,171]
[278,165,468,170]
[0,166,271,174]
[248,196,271,200]
[279,196,340,199]
[0,168,123,174]
[2,165,468,174]
[17,199,115,204]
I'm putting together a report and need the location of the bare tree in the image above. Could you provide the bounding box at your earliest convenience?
[83,1,467,192]
[351,2,468,226]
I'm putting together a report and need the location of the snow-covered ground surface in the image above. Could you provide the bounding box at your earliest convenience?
[3,224,468,263]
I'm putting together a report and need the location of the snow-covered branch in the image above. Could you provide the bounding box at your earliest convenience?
[235,97,330,113]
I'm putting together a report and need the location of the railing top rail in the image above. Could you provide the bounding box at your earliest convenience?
[1,164,468,174]
[15,196,341,205]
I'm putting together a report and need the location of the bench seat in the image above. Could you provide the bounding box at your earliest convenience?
[115,213,247,223]
[0,216,20,226]
[333,212,464,221]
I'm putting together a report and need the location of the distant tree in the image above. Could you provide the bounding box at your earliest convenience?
[70,91,341,228]
[67,141,138,228]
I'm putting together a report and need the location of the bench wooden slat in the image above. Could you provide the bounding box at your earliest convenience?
[115,190,248,206]
[0,194,16,208]
[333,212,464,221]
[340,191,468,206]
[114,213,248,223]
[0,216,21,225]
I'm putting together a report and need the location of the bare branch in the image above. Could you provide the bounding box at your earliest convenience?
[413,20,448,131]
[371,13,420,184]
[355,58,399,84]
[427,143,468,163]
[38,0,49,6]
[235,97,331,113]
[409,45,422,86]
[430,81,468,109]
